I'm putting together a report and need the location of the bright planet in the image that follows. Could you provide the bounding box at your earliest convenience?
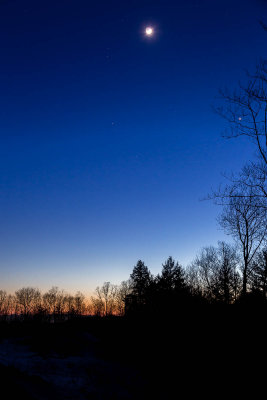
[145,26,153,36]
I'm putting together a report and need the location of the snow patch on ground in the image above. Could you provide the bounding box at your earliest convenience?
[0,337,142,399]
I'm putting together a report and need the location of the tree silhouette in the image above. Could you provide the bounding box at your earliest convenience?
[190,243,241,303]
[212,242,241,304]
[42,287,67,320]
[115,280,132,316]
[154,257,189,314]
[74,291,86,316]
[219,193,267,295]
[157,256,186,292]
[0,290,7,317]
[15,287,41,318]
[91,296,105,316]
[95,282,117,316]
[193,246,218,301]
[213,60,267,211]
[126,260,153,313]
[250,248,267,298]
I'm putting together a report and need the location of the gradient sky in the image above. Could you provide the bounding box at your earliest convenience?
[0,0,266,295]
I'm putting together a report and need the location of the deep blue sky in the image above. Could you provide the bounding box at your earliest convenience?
[0,0,266,294]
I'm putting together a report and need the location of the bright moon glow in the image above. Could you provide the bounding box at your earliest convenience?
[145,27,153,36]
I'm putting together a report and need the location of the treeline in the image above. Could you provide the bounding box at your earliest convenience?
[93,242,267,318]
[1,241,267,321]
[0,287,88,321]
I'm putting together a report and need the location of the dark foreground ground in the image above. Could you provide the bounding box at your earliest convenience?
[0,307,266,399]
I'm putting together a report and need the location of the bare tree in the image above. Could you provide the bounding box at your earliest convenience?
[74,291,85,316]
[64,293,75,317]
[90,296,105,316]
[43,286,58,316]
[193,246,218,300]
[115,280,132,316]
[61,292,86,317]
[219,194,267,295]
[5,295,15,319]
[15,287,41,317]
[189,243,241,303]
[250,248,267,298]
[42,287,67,320]
[54,289,66,317]
[213,60,267,210]
[185,264,203,297]
[213,241,241,303]
[0,290,7,317]
[95,282,117,316]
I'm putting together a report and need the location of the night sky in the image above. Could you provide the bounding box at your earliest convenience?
[0,0,266,294]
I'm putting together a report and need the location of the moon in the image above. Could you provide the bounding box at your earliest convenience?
[145,26,154,36]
